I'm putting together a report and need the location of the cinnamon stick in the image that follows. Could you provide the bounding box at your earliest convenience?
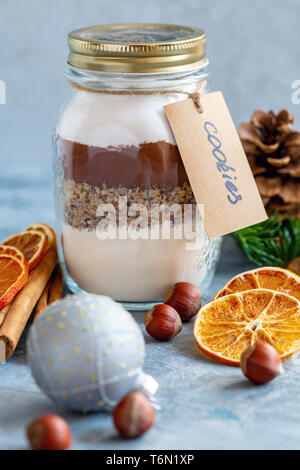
[34,266,63,321]
[48,266,63,304]
[0,305,10,328]
[33,283,51,321]
[0,246,58,359]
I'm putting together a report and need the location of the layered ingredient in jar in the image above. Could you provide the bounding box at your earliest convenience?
[58,90,217,301]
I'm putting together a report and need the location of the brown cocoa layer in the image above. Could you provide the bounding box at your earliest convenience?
[64,180,196,230]
[61,138,188,188]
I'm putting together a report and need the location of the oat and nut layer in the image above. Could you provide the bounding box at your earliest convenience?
[64,180,196,230]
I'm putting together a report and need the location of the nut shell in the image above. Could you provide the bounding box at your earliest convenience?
[163,282,202,321]
[144,304,182,340]
[288,257,300,276]
[240,341,284,384]
[27,414,72,450]
[113,391,155,438]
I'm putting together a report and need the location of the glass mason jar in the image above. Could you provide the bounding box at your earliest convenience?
[53,24,222,310]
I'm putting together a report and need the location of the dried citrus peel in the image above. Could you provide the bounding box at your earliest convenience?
[0,245,26,264]
[25,223,56,252]
[3,230,47,271]
[0,254,29,309]
[214,267,300,302]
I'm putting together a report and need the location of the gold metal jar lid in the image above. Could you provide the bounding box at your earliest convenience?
[68,23,207,73]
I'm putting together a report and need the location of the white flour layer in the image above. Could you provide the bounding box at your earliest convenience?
[57,90,183,148]
[62,224,210,302]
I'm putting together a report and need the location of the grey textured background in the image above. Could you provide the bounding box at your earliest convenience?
[3,234,300,451]
[1,0,300,168]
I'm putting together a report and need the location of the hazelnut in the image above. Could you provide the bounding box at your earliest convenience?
[240,341,284,384]
[288,257,300,276]
[163,282,202,321]
[113,391,155,438]
[26,414,72,450]
[144,304,182,340]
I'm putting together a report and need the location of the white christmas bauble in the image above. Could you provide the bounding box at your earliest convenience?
[27,293,145,413]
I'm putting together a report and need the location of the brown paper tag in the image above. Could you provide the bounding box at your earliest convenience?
[164,91,267,239]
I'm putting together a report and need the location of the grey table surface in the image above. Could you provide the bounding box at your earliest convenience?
[1,165,300,451]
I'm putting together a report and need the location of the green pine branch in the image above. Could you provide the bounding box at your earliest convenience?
[232,213,300,268]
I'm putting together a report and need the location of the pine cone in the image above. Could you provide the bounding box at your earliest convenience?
[239,110,300,219]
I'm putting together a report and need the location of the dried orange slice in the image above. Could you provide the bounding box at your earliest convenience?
[194,289,300,366]
[3,230,47,271]
[25,223,56,251]
[0,254,29,309]
[0,245,26,264]
[214,267,300,302]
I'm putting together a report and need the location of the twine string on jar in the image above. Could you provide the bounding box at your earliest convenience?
[69,81,205,113]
